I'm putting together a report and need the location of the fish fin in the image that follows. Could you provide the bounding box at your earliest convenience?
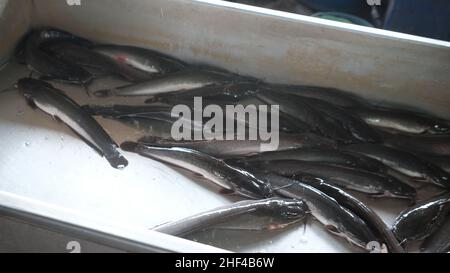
[65,125,104,157]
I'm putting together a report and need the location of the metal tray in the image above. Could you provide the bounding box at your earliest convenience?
[1,0,449,253]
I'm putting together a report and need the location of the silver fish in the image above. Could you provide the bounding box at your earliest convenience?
[258,173,378,250]
[17,78,128,169]
[120,142,273,199]
[44,41,154,82]
[228,147,384,172]
[351,107,450,135]
[93,44,186,74]
[384,133,450,156]
[341,144,450,188]
[294,174,404,253]
[93,70,233,97]
[245,160,416,200]
[152,198,308,236]
[138,133,337,158]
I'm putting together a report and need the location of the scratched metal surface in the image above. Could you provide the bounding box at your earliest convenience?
[0,0,448,252]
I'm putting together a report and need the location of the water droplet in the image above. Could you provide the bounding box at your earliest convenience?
[60,135,64,141]
[24,142,31,147]
[16,111,24,116]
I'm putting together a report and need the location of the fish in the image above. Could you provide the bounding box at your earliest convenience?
[152,198,309,236]
[120,142,273,199]
[43,41,154,82]
[227,147,384,172]
[82,104,208,136]
[421,216,450,253]
[294,173,404,253]
[256,172,378,250]
[137,133,337,158]
[384,133,450,156]
[341,144,450,188]
[242,160,417,200]
[24,29,93,84]
[145,82,260,104]
[391,193,450,243]
[304,98,381,143]
[264,84,365,108]
[419,154,450,173]
[17,78,128,169]
[256,90,354,143]
[92,44,186,74]
[351,107,450,135]
[93,70,233,97]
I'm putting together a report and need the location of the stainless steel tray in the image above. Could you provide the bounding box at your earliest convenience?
[0,0,449,253]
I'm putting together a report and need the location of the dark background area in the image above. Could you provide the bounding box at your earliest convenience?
[227,0,450,41]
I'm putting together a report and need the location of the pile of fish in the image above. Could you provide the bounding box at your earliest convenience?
[13,28,450,253]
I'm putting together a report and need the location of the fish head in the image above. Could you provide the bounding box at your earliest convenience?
[17,78,53,98]
[429,123,450,134]
[264,199,309,229]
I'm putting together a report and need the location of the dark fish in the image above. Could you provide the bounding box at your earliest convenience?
[256,90,354,143]
[24,29,93,84]
[93,70,233,97]
[392,193,450,243]
[17,78,128,169]
[93,44,186,74]
[82,104,207,136]
[351,107,450,135]
[138,133,337,158]
[258,172,377,250]
[152,198,309,236]
[43,41,153,82]
[419,154,450,173]
[384,133,450,156]
[305,98,381,143]
[244,160,416,200]
[341,144,450,188]
[421,216,450,253]
[120,142,273,199]
[265,84,365,108]
[294,174,404,253]
[228,147,383,172]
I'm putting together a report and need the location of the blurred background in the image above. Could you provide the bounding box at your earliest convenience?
[227,0,450,41]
